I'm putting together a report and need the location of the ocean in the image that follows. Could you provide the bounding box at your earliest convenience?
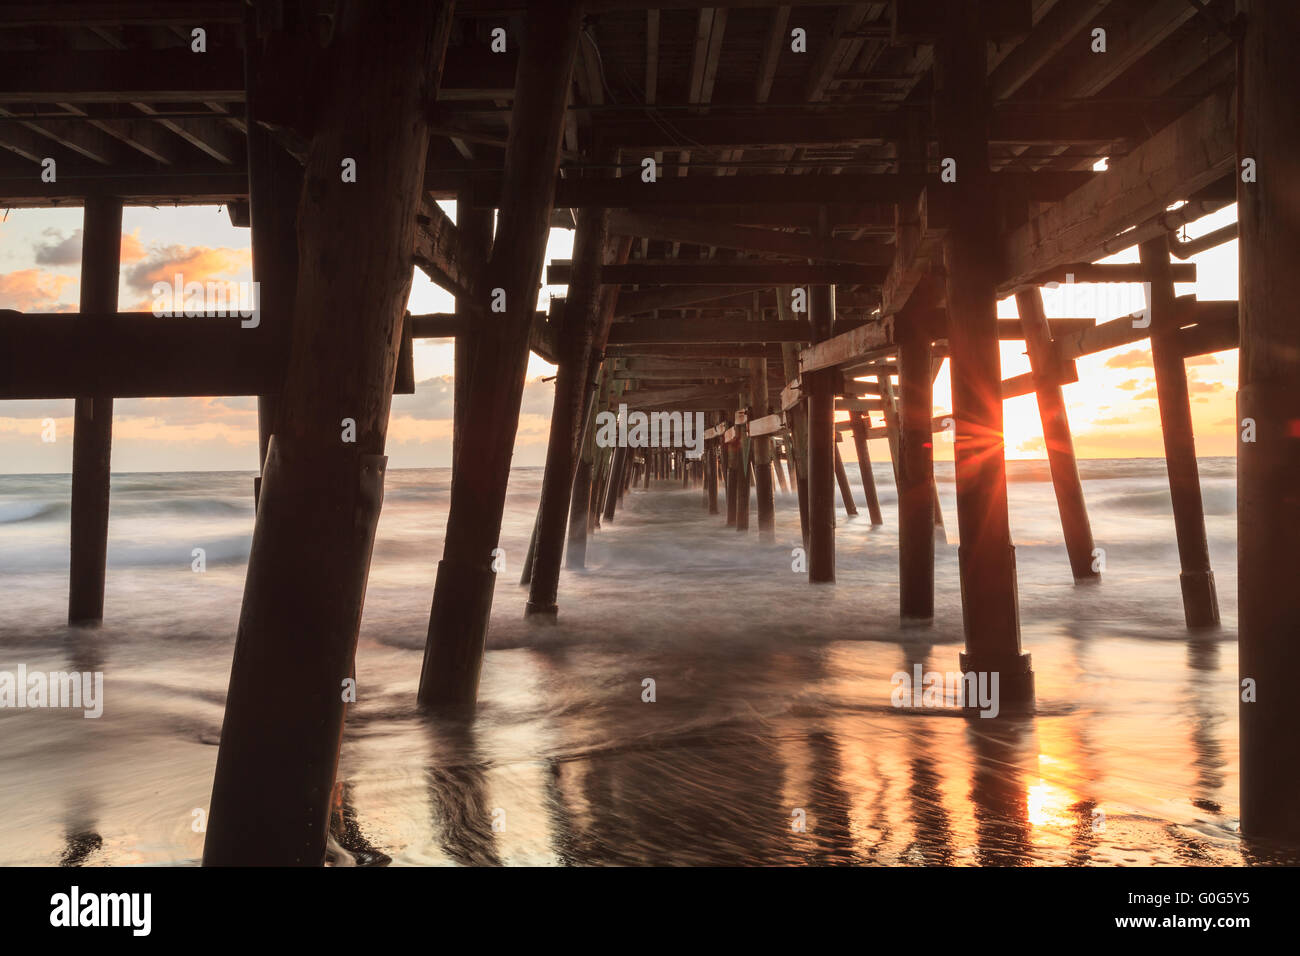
[0,457,1281,866]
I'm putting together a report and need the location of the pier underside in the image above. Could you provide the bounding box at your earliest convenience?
[0,0,1294,862]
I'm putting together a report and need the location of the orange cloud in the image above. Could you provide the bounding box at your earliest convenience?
[120,230,147,263]
[1104,348,1151,369]
[0,269,76,311]
[122,244,252,307]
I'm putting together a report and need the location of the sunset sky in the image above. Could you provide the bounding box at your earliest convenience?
[0,200,1239,474]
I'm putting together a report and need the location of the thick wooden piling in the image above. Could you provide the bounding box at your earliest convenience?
[833,443,858,516]
[419,2,582,712]
[724,442,738,526]
[205,0,453,865]
[897,308,936,621]
[526,207,607,618]
[807,282,836,582]
[67,195,122,626]
[935,14,1031,709]
[705,435,720,514]
[1140,236,1219,627]
[1016,287,1099,582]
[453,198,493,477]
[736,403,751,532]
[751,353,776,541]
[848,412,883,525]
[1238,0,1300,843]
[246,129,301,498]
[603,443,628,521]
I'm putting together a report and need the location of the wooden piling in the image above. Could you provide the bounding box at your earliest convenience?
[67,195,122,626]
[205,0,454,864]
[1015,287,1099,582]
[833,442,858,516]
[1238,0,1300,843]
[935,13,1031,710]
[1140,236,1219,628]
[526,207,607,618]
[735,400,751,533]
[897,305,936,621]
[419,2,582,712]
[807,281,836,582]
[773,448,790,494]
[848,412,883,525]
[603,443,629,521]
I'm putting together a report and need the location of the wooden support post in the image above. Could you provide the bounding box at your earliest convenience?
[848,412,883,525]
[807,280,836,582]
[735,396,751,533]
[1239,0,1300,843]
[1016,287,1099,582]
[929,355,949,542]
[246,128,301,506]
[876,372,902,485]
[603,443,629,521]
[935,10,1031,710]
[452,197,492,479]
[897,308,936,621]
[526,207,607,619]
[242,12,301,507]
[833,442,858,516]
[205,1,453,865]
[567,410,597,569]
[419,2,582,711]
[67,195,121,626]
[705,433,720,514]
[773,448,790,494]
[751,345,776,541]
[1140,236,1219,627]
[724,443,738,526]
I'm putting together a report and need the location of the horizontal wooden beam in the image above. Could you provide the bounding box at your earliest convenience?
[1000,89,1236,291]
[407,311,557,362]
[615,285,757,317]
[748,412,784,437]
[1033,262,1196,285]
[0,311,277,399]
[467,171,1096,209]
[0,50,245,103]
[0,168,248,207]
[800,318,894,375]
[606,318,812,345]
[549,261,888,286]
[413,199,485,300]
[1177,300,1238,356]
[607,210,894,266]
[622,382,743,409]
[0,2,241,27]
[835,397,885,412]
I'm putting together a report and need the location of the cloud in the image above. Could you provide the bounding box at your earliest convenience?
[1187,379,1223,396]
[1016,435,1045,454]
[1116,378,1149,392]
[120,230,147,263]
[391,375,554,422]
[32,228,82,266]
[122,244,252,305]
[1185,353,1219,367]
[1134,387,1158,400]
[1104,348,1151,369]
[1090,415,1133,427]
[0,269,76,311]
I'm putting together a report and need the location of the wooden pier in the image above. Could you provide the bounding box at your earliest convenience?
[0,0,1293,860]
